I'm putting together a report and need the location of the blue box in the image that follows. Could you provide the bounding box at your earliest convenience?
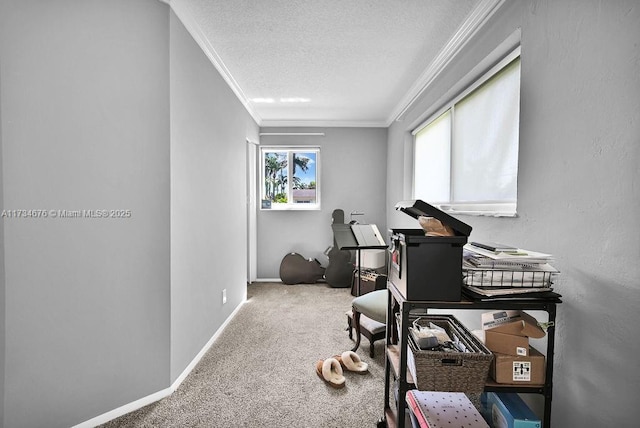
[481,392,542,428]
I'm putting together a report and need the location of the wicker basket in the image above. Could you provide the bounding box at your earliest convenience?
[398,314,493,393]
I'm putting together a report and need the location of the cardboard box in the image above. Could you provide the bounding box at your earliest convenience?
[481,392,542,428]
[482,310,546,339]
[485,330,530,356]
[491,346,545,385]
[482,310,545,356]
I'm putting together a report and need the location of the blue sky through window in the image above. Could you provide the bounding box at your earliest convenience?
[294,152,316,186]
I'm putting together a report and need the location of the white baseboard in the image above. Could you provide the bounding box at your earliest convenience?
[72,387,172,428]
[73,299,246,428]
[252,278,282,283]
[169,299,245,391]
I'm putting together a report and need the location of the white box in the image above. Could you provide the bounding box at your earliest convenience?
[357,249,386,269]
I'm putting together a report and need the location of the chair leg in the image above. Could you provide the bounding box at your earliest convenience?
[347,314,353,340]
[369,341,375,358]
[351,308,362,353]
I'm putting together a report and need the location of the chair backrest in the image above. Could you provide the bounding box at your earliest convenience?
[352,289,388,324]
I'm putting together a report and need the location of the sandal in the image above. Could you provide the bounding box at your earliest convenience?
[334,351,369,374]
[315,358,346,388]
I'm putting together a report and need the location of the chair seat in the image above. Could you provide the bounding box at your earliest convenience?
[351,289,387,324]
[348,289,388,357]
[345,310,385,334]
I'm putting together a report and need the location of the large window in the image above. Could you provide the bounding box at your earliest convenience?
[261,147,320,210]
[413,48,521,216]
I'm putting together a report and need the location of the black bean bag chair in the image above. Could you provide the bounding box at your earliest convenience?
[279,252,326,284]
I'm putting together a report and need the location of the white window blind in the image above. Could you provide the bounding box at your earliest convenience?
[414,111,451,203]
[453,59,520,203]
[413,49,521,217]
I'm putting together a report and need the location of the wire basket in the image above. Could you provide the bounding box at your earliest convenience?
[463,268,556,288]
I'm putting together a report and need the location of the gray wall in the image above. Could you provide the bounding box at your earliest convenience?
[0,58,5,428]
[257,127,387,279]
[387,1,640,426]
[0,1,259,427]
[0,1,171,427]
[169,10,259,381]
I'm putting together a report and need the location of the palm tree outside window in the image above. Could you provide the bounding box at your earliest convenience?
[261,147,320,210]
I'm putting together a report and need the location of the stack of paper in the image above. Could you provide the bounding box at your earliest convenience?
[462,243,560,299]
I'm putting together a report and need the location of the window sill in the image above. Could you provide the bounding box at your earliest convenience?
[260,205,321,211]
[437,203,517,218]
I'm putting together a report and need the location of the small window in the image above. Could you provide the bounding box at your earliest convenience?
[260,147,320,210]
[413,48,521,217]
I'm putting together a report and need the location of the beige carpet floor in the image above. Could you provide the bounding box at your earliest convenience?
[99,282,387,427]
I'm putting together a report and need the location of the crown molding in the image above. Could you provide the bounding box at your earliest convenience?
[259,119,388,129]
[167,0,262,125]
[386,0,507,126]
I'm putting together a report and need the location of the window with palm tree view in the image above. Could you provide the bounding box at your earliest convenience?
[261,147,320,209]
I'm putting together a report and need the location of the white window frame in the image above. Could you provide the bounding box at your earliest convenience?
[260,146,321,211]
[412,46,521,217]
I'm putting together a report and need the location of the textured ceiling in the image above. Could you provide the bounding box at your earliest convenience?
[169,0,487,126]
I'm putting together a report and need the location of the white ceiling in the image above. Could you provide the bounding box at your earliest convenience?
[168,0,503,127]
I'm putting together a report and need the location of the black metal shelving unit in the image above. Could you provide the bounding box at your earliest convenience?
[381,282,561,428]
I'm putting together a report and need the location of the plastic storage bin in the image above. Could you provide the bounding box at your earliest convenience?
[389,200,472,301]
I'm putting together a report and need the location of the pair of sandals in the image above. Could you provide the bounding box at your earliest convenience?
[315,351,369,389]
